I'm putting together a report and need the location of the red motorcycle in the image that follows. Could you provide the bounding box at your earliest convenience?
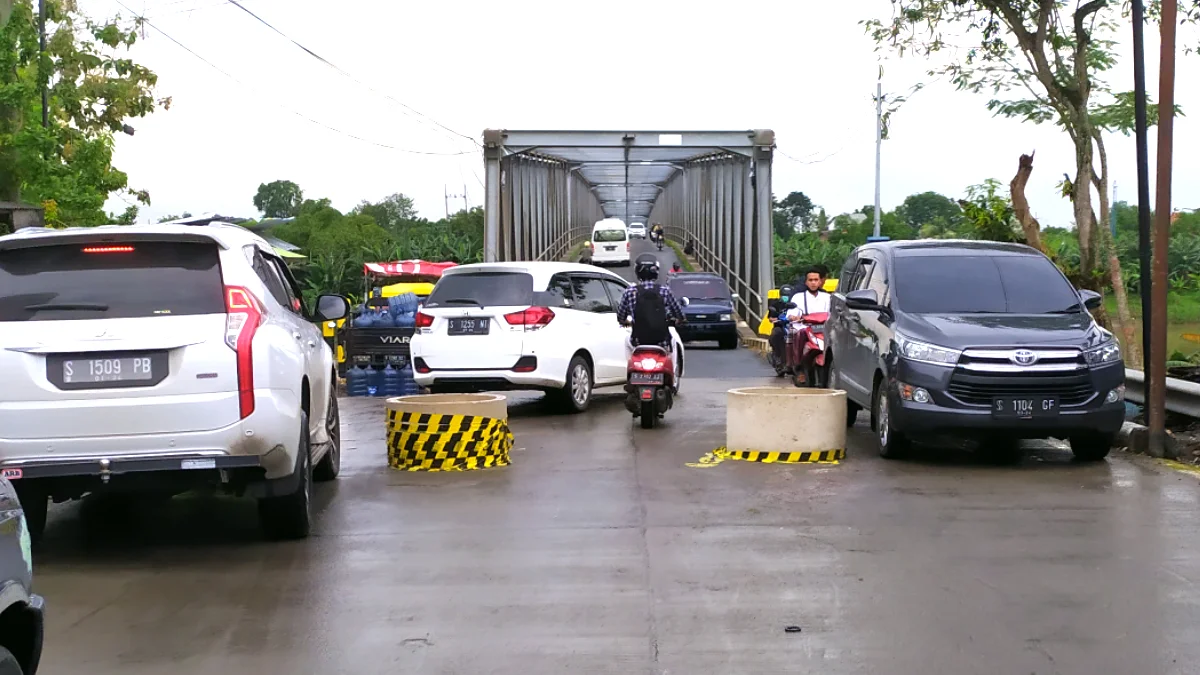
[625,346,676,429]
[787,312,829,388]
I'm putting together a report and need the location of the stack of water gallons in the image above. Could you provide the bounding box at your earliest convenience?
[349,292,421,329]
[347,360,421,397]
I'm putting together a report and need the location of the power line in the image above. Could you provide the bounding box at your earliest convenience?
[113,1,472,156]
[224,0,480,149]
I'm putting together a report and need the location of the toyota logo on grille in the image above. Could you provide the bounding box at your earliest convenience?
[1011,349,1038,366]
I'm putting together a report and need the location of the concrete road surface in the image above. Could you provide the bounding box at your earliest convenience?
[29,241,1200,674]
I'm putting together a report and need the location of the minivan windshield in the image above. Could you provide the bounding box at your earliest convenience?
[894,254,1082,314]
[593,229,627,242]
[424,272,534,308]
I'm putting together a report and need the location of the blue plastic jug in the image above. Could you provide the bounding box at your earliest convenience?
[345,364,369,397]
[399,365,421,395]
[365,365,383,397]
[381,364,403,397]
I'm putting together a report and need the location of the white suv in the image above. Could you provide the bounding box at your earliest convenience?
[0,223,348,542]
[410,262,684,411]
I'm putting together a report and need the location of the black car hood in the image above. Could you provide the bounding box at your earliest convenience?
[683,299,733,315]
[897,312,1105,349]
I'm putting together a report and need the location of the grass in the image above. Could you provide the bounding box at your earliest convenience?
[667,241,696,272]
[1104,290,1200,360]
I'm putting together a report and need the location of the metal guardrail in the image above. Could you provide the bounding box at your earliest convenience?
[1124,368,1200,418]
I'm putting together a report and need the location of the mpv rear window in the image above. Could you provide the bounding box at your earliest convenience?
[594,229,627,242]
[424,272,534,308]
[894,254,1081,314]
[0,241,225,322]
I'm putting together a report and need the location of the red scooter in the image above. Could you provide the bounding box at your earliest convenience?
[625,346,675,429]
[787,312,829,388]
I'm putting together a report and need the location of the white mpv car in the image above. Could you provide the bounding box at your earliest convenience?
[0,222,349,542]
[410,262,684,411]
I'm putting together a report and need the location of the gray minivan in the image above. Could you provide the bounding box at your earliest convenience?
[0,476,44,675]
[828,240,1125,462]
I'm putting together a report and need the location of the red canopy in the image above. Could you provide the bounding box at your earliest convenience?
[363,260,458,277]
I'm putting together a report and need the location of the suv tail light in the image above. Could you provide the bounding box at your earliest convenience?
[225,286,265,419]
[503,306,555,330]
[415,311,434,328]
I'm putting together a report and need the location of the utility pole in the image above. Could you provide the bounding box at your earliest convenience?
[1132,0,1154,425]
[1148,0,1178,457]
[444,185,468,217]
[873,80,882,239]
[444,185,449,219]
[463,184,469,212]
[38,0,47,128]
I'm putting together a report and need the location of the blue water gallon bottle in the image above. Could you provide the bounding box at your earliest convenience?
[346,364,369,397]
[365,365,383,397]
[399,365,420,395]
[381,363,402,397]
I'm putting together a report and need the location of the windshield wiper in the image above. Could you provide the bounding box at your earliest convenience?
[24,302,109,312]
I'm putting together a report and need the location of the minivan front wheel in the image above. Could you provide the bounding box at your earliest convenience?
[874,382,910,459]
[1070,432,1114,461]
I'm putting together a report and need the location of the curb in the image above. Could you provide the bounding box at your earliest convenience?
[1117,420,1184,460]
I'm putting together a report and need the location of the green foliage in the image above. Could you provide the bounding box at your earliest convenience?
[773,191,815,237]
[897,191,961,233]
[351,193,418,234]
[1,0,164,223]
[957,179,1021,243]
[276,198,485,306]
[775,235,857,286]
[253,180,303,218]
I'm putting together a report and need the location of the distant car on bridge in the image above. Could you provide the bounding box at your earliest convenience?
[410,262,684,412]
[668,272,739,350]
[628,222,647,239]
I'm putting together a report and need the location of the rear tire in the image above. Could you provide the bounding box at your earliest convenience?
[874,382,910,460]
[846,402,860,427]
[1070,433,1114,461]
[259,413,313,540]
[0,646,23,675]
[718,336,738,350]
[14,481,48,546]
[553,355,592,414]
[640,401,656,429]
[313,389,341,482]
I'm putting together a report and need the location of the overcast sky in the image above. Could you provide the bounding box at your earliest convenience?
[84,0,1199,228]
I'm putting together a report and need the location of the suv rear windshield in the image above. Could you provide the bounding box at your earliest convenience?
[669,277,730,301]
[424,272,534,308]
[894,254,1081,314]
[0,241,225,322]
[594,229,627,242]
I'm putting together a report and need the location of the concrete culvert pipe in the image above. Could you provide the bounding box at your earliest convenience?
[726,387,847,455]
[384,394,513,471]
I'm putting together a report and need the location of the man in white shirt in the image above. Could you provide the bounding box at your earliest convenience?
[786,267,831,321]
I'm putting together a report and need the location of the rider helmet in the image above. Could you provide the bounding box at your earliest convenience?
[634,253,660,282]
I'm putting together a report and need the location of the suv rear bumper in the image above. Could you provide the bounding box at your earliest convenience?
[0,389,300,481]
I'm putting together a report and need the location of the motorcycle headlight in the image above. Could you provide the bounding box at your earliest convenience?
[1084,339,1121,366]
[895,334,962,366]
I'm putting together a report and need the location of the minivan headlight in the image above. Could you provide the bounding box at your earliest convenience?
[1085,339,1121,366]
[895,334,962,366]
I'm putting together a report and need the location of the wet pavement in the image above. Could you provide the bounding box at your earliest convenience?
[28,242,1200,674]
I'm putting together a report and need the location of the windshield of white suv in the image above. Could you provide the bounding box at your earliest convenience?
[894,254,1082,314]
[0,241,226,322]
[593,229,627,242]
[424,272,535,308]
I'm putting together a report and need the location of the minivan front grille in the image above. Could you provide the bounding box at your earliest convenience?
[947,370,1095,406]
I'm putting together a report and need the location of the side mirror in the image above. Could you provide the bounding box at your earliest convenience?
[315,294,350,322]
[845,288,882,311]
[681,297,691,306]
[1079,289,1102,311]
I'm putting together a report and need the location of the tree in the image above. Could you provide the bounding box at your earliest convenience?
[776,191,816,232]
[957,179,1022,243]
[253,180,303,218]
[862,0,1185,365]
[899,191,961,233]
[157,212,192,223]
[1,0,164,224]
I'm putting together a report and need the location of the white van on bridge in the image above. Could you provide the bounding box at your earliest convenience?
[589,219,630,267]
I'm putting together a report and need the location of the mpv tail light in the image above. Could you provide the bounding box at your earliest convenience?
[415,311,434,328]
[225,286,265,419]
[504,306,555,330]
